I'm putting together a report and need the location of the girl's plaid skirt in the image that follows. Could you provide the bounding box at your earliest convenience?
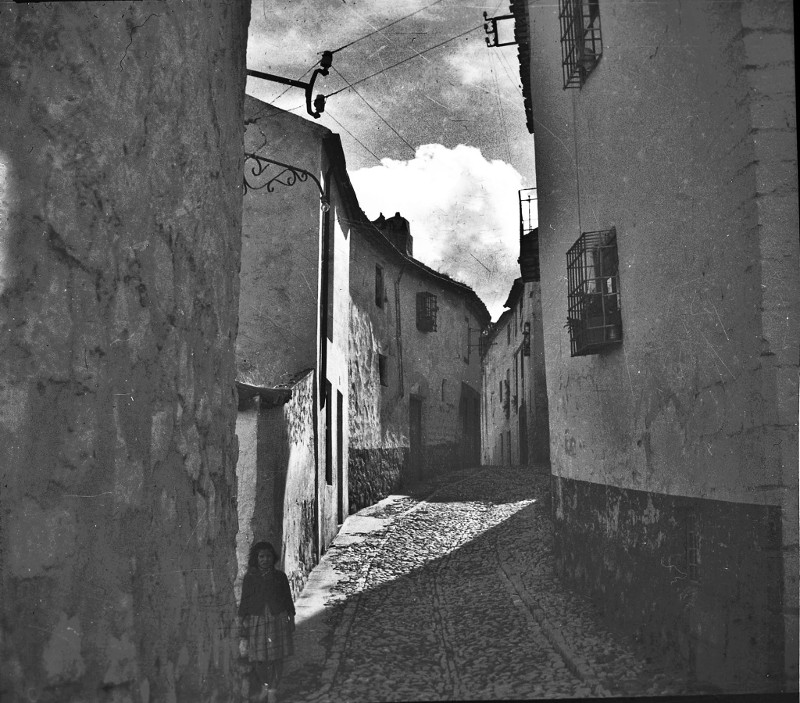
[242,609,294,663]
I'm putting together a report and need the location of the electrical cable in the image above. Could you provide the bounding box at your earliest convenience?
[268,63,317,105]
[488,50,512,163]
[331,67,416,155]
[497,49,524,96]
[325,23,484,98]
[324,111,383,164]
[329,0,447,55]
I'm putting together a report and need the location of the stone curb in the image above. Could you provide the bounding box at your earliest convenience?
[495,523,612,698]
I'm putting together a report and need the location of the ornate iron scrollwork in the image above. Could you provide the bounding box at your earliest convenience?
[243,152,329,210]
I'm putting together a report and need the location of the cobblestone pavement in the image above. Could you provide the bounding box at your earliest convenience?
[280,466,704,702]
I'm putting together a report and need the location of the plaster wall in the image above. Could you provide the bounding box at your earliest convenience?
[318,170,351,550]
[525,0,797,690]
[527,0,796,504]
[238,99,327,387]
[349,227,486,509]
[0,2,249,701]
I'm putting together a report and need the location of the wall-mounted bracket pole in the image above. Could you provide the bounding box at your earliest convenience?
[247,50,333,118]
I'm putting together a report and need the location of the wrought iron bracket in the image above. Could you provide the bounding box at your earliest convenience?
[243,152,329,211]
[247,51,333,118]
[483,12,516,47]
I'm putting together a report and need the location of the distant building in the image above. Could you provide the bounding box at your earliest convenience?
[348,212,491,511]
[236,97,352,594]
[510,0,798,692]
[481,276,549,468]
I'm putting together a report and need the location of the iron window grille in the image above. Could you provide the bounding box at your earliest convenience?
[566,227,622,356]
[558,0,602,89]
[416,292,438,332]
[518,188,539,282]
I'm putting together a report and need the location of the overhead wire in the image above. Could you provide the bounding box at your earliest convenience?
[324,111,384,165]
[267,63,317,105]
[488,49,513,163]
[331,66,416,156]
[325,23,484,98]
[328,0,448,55]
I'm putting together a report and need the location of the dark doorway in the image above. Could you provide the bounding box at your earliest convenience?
[409,397,423,481]
[518,403,529,465]
[459,383,481,467]
[337,390,344,524]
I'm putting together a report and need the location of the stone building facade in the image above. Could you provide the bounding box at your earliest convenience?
[0,2,250,701]
[235,98,351,597]
[510,0,798,692]
[481,277,549,469]
[349,213,490,511]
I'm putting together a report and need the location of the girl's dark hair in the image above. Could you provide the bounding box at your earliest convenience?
[248,541,279,568]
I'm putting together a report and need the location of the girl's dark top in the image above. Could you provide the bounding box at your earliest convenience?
[238,567,296,618]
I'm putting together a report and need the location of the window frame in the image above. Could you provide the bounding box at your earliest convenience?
[416,291,438,332]
[558,0,603,90]
[566,227,622,357]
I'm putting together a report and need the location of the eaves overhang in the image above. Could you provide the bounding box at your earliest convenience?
[510,0,534,134]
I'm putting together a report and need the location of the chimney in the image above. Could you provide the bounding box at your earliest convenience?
[374,211,413,256]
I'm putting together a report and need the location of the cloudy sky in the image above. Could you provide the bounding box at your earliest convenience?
[246,0,537,319]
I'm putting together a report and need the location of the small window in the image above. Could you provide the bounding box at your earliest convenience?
[416,292,437,332]
[558,0,602,89]
[378,353,388,386]
[566,227,621,357]
[375,264,384,308]
[441,379,447,402]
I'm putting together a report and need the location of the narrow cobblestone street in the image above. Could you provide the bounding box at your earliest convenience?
[279,466,703,701]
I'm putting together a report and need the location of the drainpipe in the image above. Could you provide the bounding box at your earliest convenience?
[394,262,407,399]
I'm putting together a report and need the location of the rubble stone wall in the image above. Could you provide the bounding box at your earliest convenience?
[349,226,486,508]
[0,2,249,701]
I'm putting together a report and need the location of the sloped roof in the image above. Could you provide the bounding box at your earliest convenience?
[322,136,491,327]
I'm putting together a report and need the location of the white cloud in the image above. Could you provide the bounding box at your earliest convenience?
[350,144,534,320]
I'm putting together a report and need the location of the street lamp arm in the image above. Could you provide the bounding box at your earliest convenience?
[243,152,329,211]
[246,51,332,119]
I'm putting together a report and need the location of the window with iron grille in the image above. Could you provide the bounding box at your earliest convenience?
[558,0,602,89]
[566,227,621,356]
[416,292,437,332]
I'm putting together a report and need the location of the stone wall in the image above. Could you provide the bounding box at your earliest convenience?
[349,221,488,509]
[553,476,784,692]
[0,3,249,701]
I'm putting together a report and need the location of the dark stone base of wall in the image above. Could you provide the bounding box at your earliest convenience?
[552,475,784,693]
[423,443,462,474]
[349,447,408,512]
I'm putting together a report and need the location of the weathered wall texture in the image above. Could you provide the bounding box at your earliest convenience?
[525,0,797,691]
[481,280,550,468]
[0,2,250,701]
[235,373,317,600]
[349,218,489,511]
[236,100,350,574]
[238,100,326,387]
